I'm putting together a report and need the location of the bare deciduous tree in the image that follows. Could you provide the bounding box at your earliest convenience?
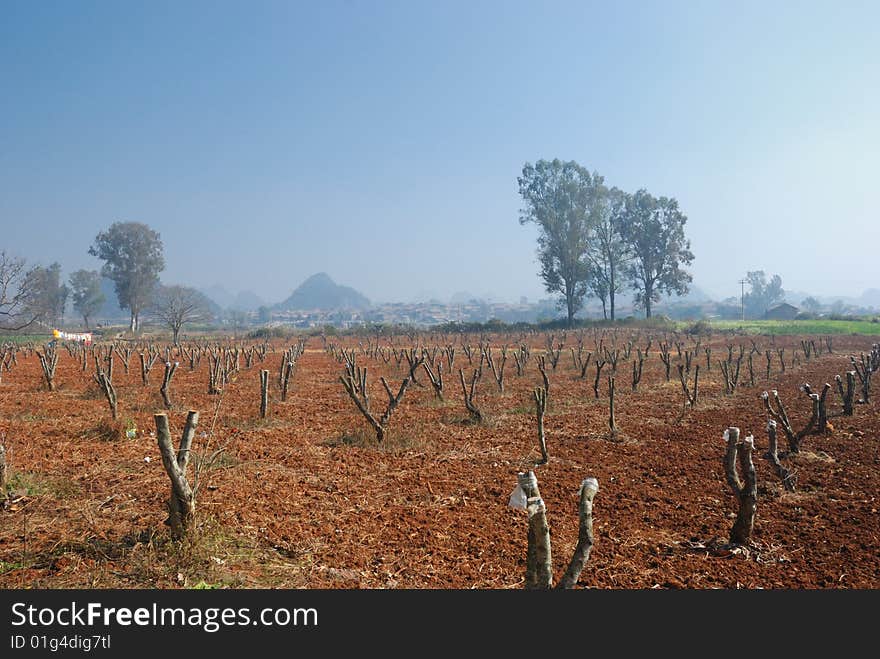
[0,252,39,331]
[149,285,214,344]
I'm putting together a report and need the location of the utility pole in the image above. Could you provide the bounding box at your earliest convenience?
[738,278,748,321]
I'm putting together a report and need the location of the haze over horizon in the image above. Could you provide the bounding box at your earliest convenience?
[2,1,878,307]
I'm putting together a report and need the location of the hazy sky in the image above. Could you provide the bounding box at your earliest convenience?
[2,0,878,304]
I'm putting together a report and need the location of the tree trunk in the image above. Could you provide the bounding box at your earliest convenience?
[260,369,269,419]
[0,444,7,505]
[724,427,757,545]
[154,411,199,539]
[608,374,617,439]
[609,270,616,320]
[534,387,548,465]
[764,420,795,491]
[556,477,599,589]
[519,471,552,589]
[731,435,757,545]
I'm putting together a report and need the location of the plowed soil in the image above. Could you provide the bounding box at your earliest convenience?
[1,330,878,589]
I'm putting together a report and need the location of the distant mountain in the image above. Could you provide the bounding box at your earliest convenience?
[199,285,265,312]
[230,290,264,312]
[192,290,224,318]
[860,289,880,308]
[275,273,370,311]
[780,289,880,311]
[201,284,235,310]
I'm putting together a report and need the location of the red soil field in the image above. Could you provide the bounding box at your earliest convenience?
[1,330,878,589]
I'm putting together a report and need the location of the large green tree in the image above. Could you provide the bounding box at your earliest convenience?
[801,296,822,314]
[89,222,165,333]
[585,185,630,320]
[619,189,694,318]
[25,262,68,326]
[69,269,106,329]
[518,159,601,327]
[744,271,784,318]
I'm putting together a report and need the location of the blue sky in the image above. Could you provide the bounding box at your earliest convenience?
[1,0,878,304]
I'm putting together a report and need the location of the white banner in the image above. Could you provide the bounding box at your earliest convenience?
[53,329,93,345]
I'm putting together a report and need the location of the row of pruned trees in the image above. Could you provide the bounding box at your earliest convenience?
[17,337,309,427]
[721,342,878,552]
[3,336,308,536]
[328,328,855,445]
[328,329,877,587]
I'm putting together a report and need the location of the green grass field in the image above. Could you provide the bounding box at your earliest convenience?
[4,319,880,342]
[689,319,880,336]
[0,333,52,345]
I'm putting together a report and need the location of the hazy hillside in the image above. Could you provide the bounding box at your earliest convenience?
[860,289,880,308]
[275,273,370,311]
[230,290,265,312]
[201,284,235,309]
[200,285,265,312]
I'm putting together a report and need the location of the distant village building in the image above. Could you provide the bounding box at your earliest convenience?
[764,303,799,320]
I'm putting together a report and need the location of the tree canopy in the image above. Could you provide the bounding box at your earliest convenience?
[69,269,106,329]
[25,262,68,326]
[619,190,694,318]
[519,159,695,322]
[801,296,822,314]
[149,284,214,344]
[518,159,602,327]
[585,185,629,320]
[744,271,784,318]
[89,221,165,333]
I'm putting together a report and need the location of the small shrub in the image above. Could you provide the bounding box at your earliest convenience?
[684,319,713,335]
[247,326,297,339]
[84,418,126,442]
